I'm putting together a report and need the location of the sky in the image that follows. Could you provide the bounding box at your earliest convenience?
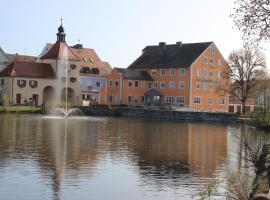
[0,0,269,68]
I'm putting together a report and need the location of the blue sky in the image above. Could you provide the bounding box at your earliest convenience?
[0,0,268,68]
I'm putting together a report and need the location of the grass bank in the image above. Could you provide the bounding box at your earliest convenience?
[0,106,43,113]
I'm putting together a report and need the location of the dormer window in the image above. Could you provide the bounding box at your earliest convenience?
[29,80,38,88]
[89,58,93,63]
[92,68,99,75]
[79,67,91,74]
[17,80,26,88]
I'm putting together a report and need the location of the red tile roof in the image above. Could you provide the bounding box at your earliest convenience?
[8,54,37,62]
[0,61,56,78]
[40,41,80,61]
[44,43,112,76]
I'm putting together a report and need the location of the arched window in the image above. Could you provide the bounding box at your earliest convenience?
[17,80,26,88]
[92,68,99,74]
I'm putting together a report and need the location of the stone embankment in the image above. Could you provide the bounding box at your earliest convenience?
[80,106,236,122]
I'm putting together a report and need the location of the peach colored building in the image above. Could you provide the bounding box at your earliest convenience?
[106,41,229,112]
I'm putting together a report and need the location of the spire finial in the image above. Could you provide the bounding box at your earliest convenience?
[61,18,63,26]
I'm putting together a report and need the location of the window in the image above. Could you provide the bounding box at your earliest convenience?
[210,59,214,65]
[115,80,119,87]
[176,96,185,104]
[203,82,207,90]
[141,96,145,103]
[1,79,4,86]
[166,96,175,103]
[109,95,113,102]
[135,81,139,87]
[148,82,152,88]
[170,68,175,76]
[196,82,200,90]
[219,98,225,105]
[179,81,185,89]
[70,64,76,70]
[151,70,157,76]
[209,83,214,91]
[218,71,222,79]
[196,69,200,78]
[128,81,133,87]
[210,70,214,78]
[204,57,208,64]
[153,82,158,88]
[179,68,185,76]
[218,59,222,66]
[96,82,101,87]
[204,69,208,78]
[29,80,38,88]
[160,69,166,76]
[169,81,175,89]
[208,97,213,105]
[160,82,166,89]
[128,96,132,103]
[17,80,26,88]
[140,81,145,88]
[109,80,113,87]
[70,77,77,82]
[82,94,86,100]
[210,47,215,53]
[194,96,201,104]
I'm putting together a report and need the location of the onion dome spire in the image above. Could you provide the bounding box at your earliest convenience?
[57,18,66,42]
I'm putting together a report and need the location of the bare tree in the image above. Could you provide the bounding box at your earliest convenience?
[228,44,266,113]
[231,0,270,42]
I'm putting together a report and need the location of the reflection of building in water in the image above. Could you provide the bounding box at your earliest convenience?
[104,119,228,178]
[0,115,99,200]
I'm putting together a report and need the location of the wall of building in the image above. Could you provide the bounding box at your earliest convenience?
[190,43,229,112]
[144,68,190,107]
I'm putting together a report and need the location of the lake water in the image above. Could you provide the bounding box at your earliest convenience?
[0,114,267,200]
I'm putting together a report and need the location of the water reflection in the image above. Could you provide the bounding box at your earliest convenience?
[0,114,233,199]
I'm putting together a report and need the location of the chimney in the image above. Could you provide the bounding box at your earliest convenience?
[159,42,166,52]
[176,41,183,47]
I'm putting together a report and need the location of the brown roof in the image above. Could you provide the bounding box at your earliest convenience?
[0,61,56,78]
[8,54,37,62]
[44,43,112,76]
[40,41,80,61]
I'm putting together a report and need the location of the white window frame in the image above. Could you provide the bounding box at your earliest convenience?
[194,96,201,104]
[210,70,214,78]
[179,68,185,76]
[218,71,222,79]
[169,81,175,89]
[204,69,208,78]
[196,69,200,78]
[153,81,158,88]
[128,80,133,87]
[219,98,225,105]
[204,57,208,64]
[176,96,185,104]
[151,70,157,77]
[203,82,207,91]
[160,69,166,76]
[208,97,213,105]
[170,68,175,76]
[140,81,145,88]
[218,58,222,66]
[210,58,214,65]
[196,82,200,90]
[179,81,185,89]
[160,81,166,89]
[166,96,175,103]
[210,47,215,53]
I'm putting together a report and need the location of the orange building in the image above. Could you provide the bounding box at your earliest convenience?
[106,41,229,112]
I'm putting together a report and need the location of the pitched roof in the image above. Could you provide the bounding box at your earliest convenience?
[44,43,112,76]
[128,42,212,69]
[40,41,80,61]
[115,68,153,81]
[8,54,37,62]
[0,61,56,78]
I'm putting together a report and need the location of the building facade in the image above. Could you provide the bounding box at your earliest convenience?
[106,42,229,112]
[0,21,110,106]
